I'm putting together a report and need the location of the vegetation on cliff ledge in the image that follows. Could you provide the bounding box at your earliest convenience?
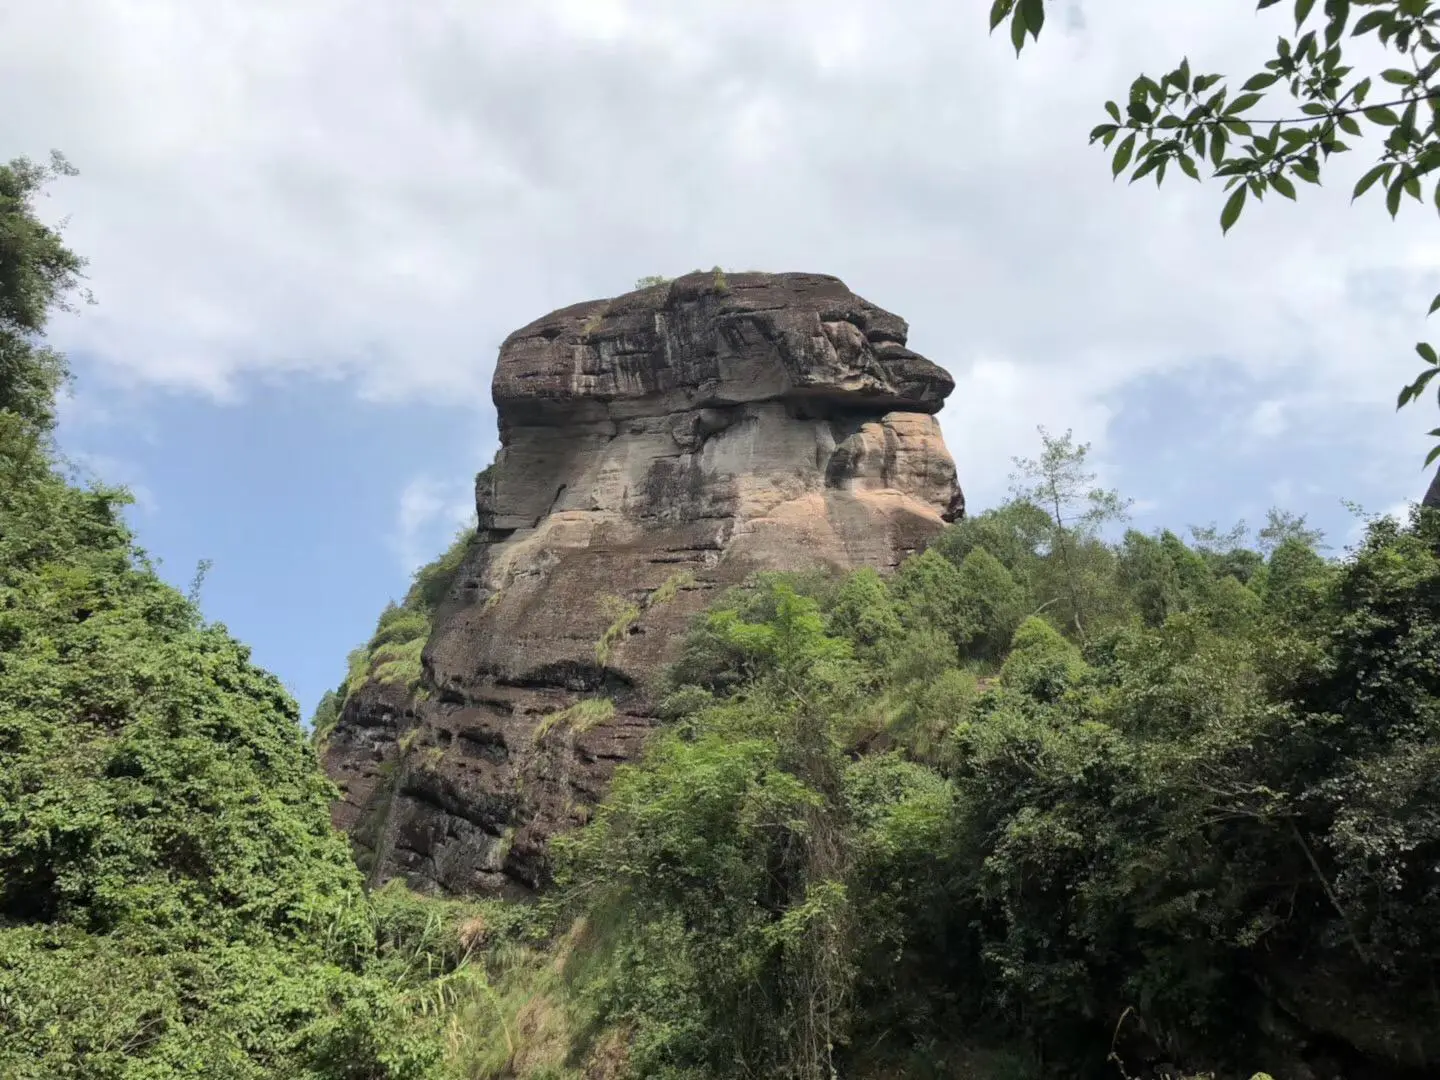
[311,523,481,749]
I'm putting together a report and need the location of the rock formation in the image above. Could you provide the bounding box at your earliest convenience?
[323,271,964,896]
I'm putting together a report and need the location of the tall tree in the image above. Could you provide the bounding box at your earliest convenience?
[988,0,1440,505]
[0,151,87,440]
[1009,426,1130,639]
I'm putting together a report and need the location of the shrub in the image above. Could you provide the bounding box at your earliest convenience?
[999,616,1087,702]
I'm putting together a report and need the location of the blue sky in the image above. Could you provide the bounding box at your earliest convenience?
[56,363,498,716]
[9,0,1436,718]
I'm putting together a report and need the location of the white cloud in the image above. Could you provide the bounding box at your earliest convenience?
[1247,400,1287,441]
[391,475,474,574]
[1,0,1432,511]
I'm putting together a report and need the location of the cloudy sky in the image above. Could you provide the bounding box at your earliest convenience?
[4,0,1435,718]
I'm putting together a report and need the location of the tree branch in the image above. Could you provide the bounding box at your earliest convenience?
[1289,819,1372,967]
[1108,89,1440,138]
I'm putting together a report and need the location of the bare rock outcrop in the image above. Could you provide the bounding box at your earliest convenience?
[323,271,964,896]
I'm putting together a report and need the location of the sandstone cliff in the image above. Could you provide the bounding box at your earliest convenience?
[322,271,964,896]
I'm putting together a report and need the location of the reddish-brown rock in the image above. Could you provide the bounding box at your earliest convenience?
[323,271,964,896]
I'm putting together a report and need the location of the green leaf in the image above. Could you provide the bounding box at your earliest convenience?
[1337,114,1362,136]
[1352,76,1371,104]
[1221,184,1248,233]
[1106,100,1122,124]
[1324,0,1350,44]
[1425,443,1440,467]
[1090,123,1120,142]
[1019,0,1045,39]
[1177,57,1192,92]
[1178,153,1201,180]
[989,0,1015,31]
[1402,100,1420,138]
[1223,118,1254,136]
[1399,365,1439,406]
[1300,102,1331,116]
[1429,292,1440,316]
[1242,71,1282,91]
[1113,133,1137,176]
[1387,177,1405,217]
[1365,106,1401,125]
[1294,0,1316,27]
[1010,4,1028,53]
[1131,155,1164,183]
[1352,162,1390,199]
[1211,125,1228,166]
[1271,172,1298,199]
[1381,68,1417,86]
[1419,342,1439,366]
[1226,93,1264,115]
[1351,10,1388,35]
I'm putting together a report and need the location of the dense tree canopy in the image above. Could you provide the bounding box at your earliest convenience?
[553,492,1440,1079]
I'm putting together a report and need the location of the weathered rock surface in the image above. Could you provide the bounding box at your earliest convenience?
[323,271,964,896]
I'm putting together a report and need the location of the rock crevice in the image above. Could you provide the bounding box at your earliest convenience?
[323,271,965,895]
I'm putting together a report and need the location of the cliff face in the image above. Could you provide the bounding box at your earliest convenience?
[323,271,964,896]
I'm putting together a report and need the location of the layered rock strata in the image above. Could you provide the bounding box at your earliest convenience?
[323,271,964,896]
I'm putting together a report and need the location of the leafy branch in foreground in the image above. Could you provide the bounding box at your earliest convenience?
[990,0,1440,487]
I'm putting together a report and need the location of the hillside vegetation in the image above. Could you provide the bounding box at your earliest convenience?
[0,154,491,1079]
[541,494,1440,1079]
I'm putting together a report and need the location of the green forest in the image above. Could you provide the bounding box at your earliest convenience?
[6,0,1440,1068]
